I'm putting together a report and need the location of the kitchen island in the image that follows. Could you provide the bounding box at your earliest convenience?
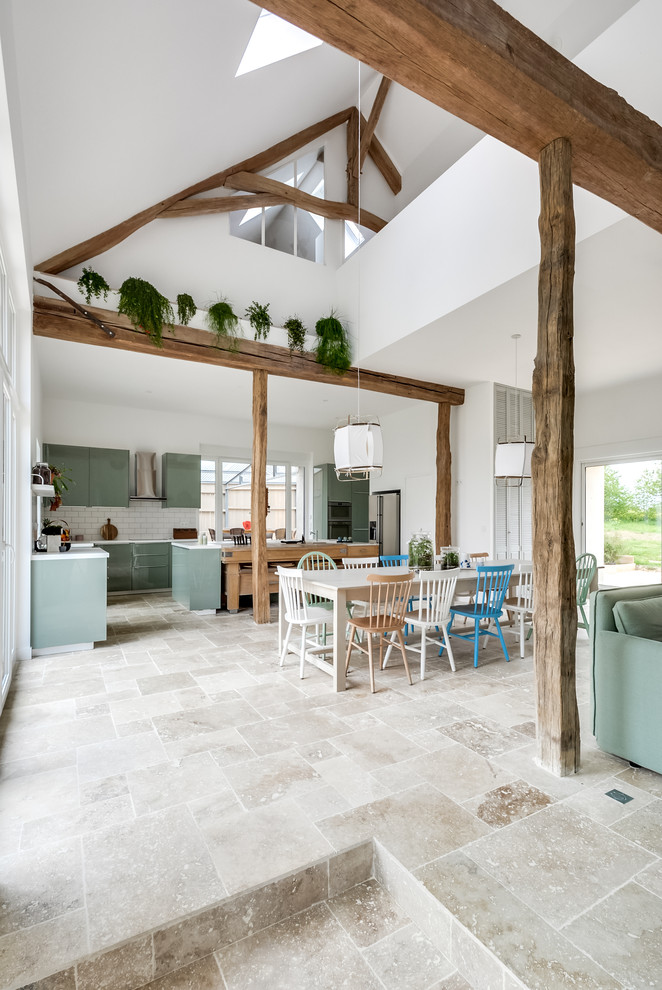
[31,546,109,654]
[171,541,379,612]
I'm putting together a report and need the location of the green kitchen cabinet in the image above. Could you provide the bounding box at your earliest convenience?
[351,479,370,543]
[89,447,130,507]
[43,443,90,506]
[162,452,201,508]
[171,545,221,610]
[132,542,171,591]
[44,443,129,507]
[313,465,328,539]
[104,543,133,592]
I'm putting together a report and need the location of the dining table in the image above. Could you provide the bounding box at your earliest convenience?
[278,566,484,692]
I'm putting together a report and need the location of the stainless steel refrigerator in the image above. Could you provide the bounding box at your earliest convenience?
[369,490,401,557]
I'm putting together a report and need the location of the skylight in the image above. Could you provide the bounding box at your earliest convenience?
[236,10,323,77]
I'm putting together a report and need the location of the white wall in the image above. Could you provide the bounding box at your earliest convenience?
[375,402,437,554]
[452,382,495,556]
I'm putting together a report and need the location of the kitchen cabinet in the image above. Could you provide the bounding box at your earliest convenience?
[31,550,108,652]
[132,542,171,591]
[89,447,130,507]
[43,443,90,506]
[104,543,133,592]
[162,453,201,508]
[351,479,370,543]
[43,443,129,507]
[314,464,369,541]
[172,545,221,610]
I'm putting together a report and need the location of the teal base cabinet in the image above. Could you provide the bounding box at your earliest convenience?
[172,546,221,610]
[132,542,171,591]
[105,543,133,592]
[31,552,108,652]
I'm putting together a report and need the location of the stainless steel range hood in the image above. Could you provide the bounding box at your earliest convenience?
[131,451,164,500]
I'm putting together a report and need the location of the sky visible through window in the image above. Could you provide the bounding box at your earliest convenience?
[236,10,322,77]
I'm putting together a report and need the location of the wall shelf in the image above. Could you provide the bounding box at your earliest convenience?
[32,484,55,497]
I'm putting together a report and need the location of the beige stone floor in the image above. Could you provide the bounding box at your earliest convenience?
[0,594,661,989]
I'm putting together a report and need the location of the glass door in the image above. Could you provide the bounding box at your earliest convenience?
[585,459,662,587]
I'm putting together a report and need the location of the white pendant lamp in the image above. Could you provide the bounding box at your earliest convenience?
[494,333,534,485]
[334,416,383,482]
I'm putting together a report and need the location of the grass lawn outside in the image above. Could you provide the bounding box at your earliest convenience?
[605,519,662,569]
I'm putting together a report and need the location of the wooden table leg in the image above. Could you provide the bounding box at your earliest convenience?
[225,562,241,613]
[332,588,347,692]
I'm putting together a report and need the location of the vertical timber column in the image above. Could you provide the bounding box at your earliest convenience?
[533,137,579,775]
[435,402,452,553]
[251,370,270,624]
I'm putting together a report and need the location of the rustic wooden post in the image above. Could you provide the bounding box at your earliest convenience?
[251,370,270,623]
[532,136,580,775]
[435,402,452,552]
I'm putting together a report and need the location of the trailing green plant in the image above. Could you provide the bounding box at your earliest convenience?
[283,316,307,354]
[48,464,72,499]
[77,267,111,305]
[118,277,174,348]
[176,293,197,326]
[207,299,240,352]
[245,301,272,341]
[315,311,351,374]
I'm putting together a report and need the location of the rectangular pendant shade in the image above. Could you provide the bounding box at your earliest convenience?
[494,441,534,479]
[334,422,384,474]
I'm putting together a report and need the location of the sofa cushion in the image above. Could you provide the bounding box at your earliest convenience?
[613,595,662,641]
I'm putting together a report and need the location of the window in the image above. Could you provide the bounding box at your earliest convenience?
[201,459,305,538]
[494,384,535,560]
[236,10,322,77]
[344,220,375,260]
[230,149,325,264]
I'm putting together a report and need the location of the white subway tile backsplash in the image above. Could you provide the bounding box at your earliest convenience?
[59,504,199,543]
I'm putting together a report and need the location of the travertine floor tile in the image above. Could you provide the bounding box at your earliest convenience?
[142,955,225,990]
[406,742,517,803]
[438,715,530,759]
[217,902,384,990]
[327,877,409,946]
[610,798,662,855]
[467,803,655,928]
[84,806,226,951]
[222,749,321,809]
[126,751,229,815]
[0,838,83,936]
[363,922,456,989]
[318,784,490,869]
[77,731,168,783]
[564,881,662,989]
[463,779,553,827]
[0,910,88,990]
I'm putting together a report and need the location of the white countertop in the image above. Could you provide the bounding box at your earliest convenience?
[32,548,109,561]
[171,541,224,549]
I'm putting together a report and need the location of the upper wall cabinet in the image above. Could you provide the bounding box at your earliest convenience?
[44,444,129,507]
[162,453,201,508]
[89,447,130,507]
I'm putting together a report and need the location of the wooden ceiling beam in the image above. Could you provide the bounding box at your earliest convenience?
[224,172,387,232]
[161,194,283,218]
[260,0,662,234]
[362,113,401,195]
[32,295,464,406]
[357,76,392,174]
[36,107,354,274]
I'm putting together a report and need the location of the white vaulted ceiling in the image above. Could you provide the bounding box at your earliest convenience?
[4,0,659,424]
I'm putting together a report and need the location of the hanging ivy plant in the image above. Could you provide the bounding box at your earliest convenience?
[245,300,272,341]
[77,267,111,306]
[207,299,240,352]
[117,277,174,348]
[176,293,197,326]
[315,312,352,374]
[283,316,307,355]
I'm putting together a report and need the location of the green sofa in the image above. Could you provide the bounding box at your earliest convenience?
[591,583,662,774]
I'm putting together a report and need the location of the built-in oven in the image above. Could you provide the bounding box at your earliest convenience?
[327,501,351,539]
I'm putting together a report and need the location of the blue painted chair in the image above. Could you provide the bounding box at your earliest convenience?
[446,564,514,667]
[379,555,409,567]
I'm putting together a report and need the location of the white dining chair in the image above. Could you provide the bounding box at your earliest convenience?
[384,570,457,679]
[502,561,534,657]
[277,567,334,677]
[342,557,381,569]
